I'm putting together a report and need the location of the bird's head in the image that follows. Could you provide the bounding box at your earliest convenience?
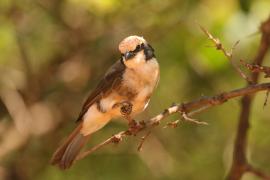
[119,35,155,68]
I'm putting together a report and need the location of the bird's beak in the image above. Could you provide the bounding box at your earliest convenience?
[144,44,155,60]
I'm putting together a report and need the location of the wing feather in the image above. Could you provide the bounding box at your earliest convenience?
[76,60,125,122]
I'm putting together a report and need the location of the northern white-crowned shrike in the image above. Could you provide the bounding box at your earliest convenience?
[51,35,160,169]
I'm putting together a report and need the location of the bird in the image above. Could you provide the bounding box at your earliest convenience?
[50,35,160,169]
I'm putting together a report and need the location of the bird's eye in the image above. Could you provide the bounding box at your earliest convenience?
[135,44,141,51]
[124,51,135,60]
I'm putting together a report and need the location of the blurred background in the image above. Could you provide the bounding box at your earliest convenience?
[0,0,270,179]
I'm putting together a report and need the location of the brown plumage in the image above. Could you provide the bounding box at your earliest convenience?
[50,123,90,169]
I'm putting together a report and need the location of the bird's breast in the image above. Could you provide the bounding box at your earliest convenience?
[121,59,159,114]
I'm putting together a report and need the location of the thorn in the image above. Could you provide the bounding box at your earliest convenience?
[137,131,151,152]
[182,112,208,125]
[232,40,240,50]
[163,119,180,128]
[263,90,270,108]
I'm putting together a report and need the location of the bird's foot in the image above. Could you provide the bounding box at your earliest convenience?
[113,101,133,116]
[128,119,137,128]
[120,102,133,116]
[127,119,142,135]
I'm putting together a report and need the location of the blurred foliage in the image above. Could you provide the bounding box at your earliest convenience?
[0,0,270,180]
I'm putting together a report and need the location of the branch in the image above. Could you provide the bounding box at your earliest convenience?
[76,131,127,161]
[76,82,270,161]
[198,24,252,84]
[227,16,270,180]
[240,60,270,78]
[246,165,270,180]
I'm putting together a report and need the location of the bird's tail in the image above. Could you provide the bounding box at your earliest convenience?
[50,124,90,169]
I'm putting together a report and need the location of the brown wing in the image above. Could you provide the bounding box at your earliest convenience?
[76,60,125,122]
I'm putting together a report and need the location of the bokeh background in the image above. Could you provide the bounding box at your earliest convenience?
[0,0,270,179]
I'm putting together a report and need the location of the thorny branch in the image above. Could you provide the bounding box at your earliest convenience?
[198,24,253,84]
[76,82,270,162]
[246,165,270,180]
[241,60,270,78]
[227,16,270,180]
[241,60,270,108]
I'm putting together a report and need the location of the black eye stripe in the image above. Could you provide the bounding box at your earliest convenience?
[132,43,144,53]
[121,43,155,60]
[144,43,155,60]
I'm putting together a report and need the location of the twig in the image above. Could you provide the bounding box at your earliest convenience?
[188,104,211,116]
[240,60,270,78]
[137,131,151,152]
[246,165,270,180]
[198,24,252,83]
[76,131,127,161]
[181,112,208,125]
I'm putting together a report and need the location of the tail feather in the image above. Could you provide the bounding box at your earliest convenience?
[50,124,90,169]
